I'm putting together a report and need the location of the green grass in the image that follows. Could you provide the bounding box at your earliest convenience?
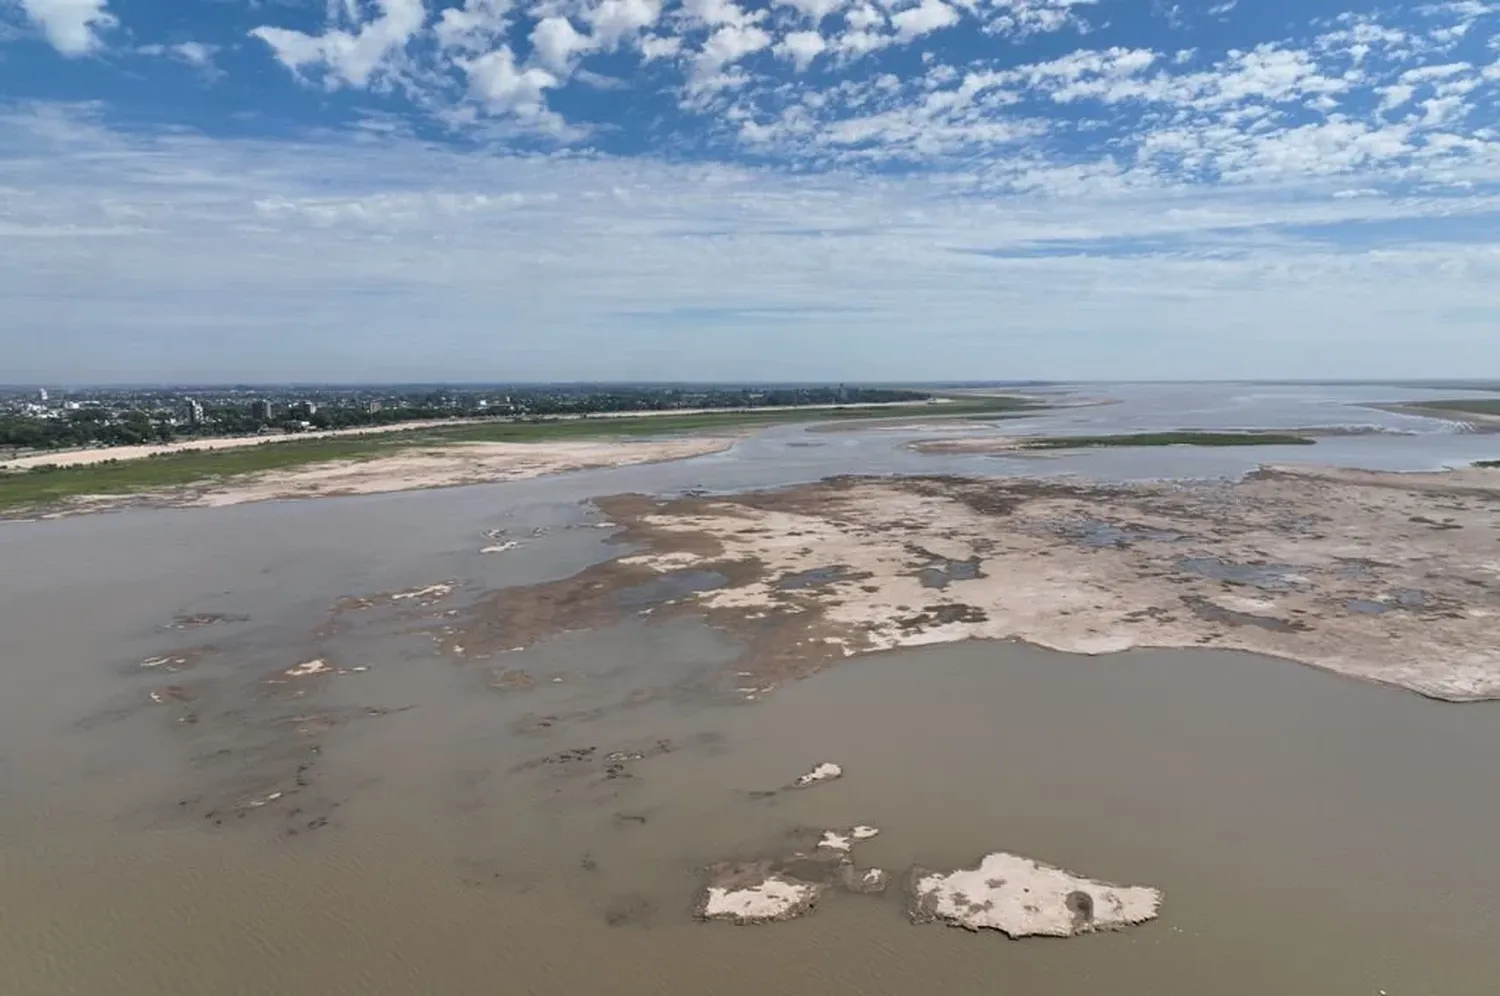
[1405,399,1500,417]
[1020,431,1317,450]
[0,397,1038,513]
[1475,460,1500,469]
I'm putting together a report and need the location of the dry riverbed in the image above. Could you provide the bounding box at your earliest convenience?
[448,465,1500,702]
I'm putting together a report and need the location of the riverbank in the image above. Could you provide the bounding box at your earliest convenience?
[5,437,736,517]
[0,397,1042,517]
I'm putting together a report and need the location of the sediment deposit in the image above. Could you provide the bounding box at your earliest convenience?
[908,852,1162,938]
[449,467,1500,701]
[33,437,736,515]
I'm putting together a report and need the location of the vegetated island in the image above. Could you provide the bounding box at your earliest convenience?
[0,396,1041,517]
[1370,398,1500,428]
[909,431,1315,455]
[1025,431,1315,449]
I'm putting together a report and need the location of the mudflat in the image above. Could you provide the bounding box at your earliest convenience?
[454,465,1500,701]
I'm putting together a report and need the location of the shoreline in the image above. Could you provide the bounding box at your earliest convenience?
[1366,401,1500,430]
[0,401,958,472]
[7,437,740,519]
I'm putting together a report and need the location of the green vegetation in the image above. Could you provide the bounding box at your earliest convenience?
[0,397,1037,513]
[1404,399,1500,417]
[0,385,936,451]
[1021,431,1317,450]
[1475,460,1500,469]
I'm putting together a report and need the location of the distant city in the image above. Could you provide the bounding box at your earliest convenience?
[0,384,932,453]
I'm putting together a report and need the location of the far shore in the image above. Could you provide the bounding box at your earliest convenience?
[1,399,960,472]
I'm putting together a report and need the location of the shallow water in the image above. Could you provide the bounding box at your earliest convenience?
[3,381,1500,995]
[4,615,1500,995]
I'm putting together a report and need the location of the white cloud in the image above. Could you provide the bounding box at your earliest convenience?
[250,0,425,88]
[434,0,513,52]
[530,16,593,73]
[1378,83,1416,113]
[169,40,216,68]
[587,0,661,49]
[775,29,825,71]
[138,40,219,71]
[692,24,771,82]
[683,0,759,28]
[15,0,115,56]
[891,0,958,43]
[8,104,1500,382]
[776,0,848,22]
[461,45,559,116]
[845,4,884,30]
[639,33,683,60]
[1400,62,1472,83]
[983,0,1097,38]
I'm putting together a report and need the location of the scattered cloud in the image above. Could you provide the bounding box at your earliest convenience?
[7,1,1500,377]
[249,0,426,89]
[11,0,115,56]
[6,100,1500,381]
[891,0,960,43]
[137,41,222,76]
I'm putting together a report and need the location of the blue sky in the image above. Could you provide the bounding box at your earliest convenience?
[2,0,1498,382]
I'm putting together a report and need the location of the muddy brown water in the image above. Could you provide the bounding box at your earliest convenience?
[3,488,1500,995]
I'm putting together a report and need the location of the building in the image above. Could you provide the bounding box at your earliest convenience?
[365,400,383,414]
[297,400,319,417]
[250,399,274,421]
[184,399,205,426]
[37,387,48,403]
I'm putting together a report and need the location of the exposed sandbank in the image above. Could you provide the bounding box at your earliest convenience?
[36,438,736,515]
[447,465,1500,702]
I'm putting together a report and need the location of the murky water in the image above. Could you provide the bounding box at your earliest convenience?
[4,606,1500,996]
[3,382,1500,995]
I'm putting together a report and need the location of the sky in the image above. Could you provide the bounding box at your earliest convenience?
[1,0,1498,383]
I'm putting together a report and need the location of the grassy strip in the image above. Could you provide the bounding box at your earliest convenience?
[1475,460,1500,469]
[1021,431,1317,450]
[0,398,1036,513]
[1397,399,1500,417]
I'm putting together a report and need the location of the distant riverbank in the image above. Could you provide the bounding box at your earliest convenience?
[0,396,1040,517]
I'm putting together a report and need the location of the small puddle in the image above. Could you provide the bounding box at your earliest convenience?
[1345,599,1391,616]
[1062,519,1184,549]
[616,570,728,609]
[917,559,983,589]
[1176,557,1305,591]
[1393,588,1431,609]
[1332,559,1383,583]
[776,566,860,591]
[1182,596,1307,633]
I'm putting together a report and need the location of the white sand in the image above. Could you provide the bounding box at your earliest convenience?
[793,762,843,788]
[910,851,1162,938]
[701,876,822,924]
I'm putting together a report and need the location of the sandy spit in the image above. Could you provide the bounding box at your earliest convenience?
[43,438,736,515]
[1,419,480,471]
